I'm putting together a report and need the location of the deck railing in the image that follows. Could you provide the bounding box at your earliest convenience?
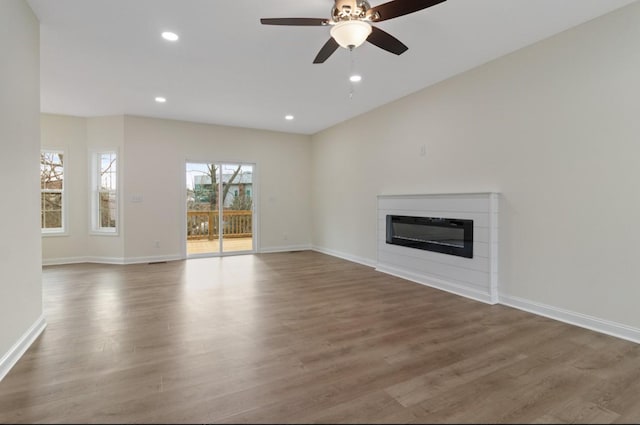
[187,210,252,240]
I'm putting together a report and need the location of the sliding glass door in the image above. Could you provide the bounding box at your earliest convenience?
[186,162,255,257]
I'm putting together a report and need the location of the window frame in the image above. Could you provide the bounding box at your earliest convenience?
[90,150,119,236]
[41,148,67,236]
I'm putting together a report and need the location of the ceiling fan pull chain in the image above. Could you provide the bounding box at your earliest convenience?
[349,47,355,99]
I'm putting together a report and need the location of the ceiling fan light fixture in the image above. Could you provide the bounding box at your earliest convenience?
[161,31,179,42]
[330,20,372,49]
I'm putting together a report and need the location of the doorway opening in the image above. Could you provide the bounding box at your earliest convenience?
[186,162,255,256]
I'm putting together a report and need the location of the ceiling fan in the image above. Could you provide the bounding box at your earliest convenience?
[260,0,447,64]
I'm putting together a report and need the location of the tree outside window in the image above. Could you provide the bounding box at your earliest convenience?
[92,151,118,233]
[41,150,64,232]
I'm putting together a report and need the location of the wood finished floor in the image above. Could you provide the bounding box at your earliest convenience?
[1,251,639,424]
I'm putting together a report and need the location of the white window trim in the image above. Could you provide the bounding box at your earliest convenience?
[89,149,119,236]
[41,148,68,236]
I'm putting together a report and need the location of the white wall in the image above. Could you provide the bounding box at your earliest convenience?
[0,0,44,374]
[123,116,312,259]
[311,3,640,332]
[40,114,312,263]
[86,116,125,260]
[41,115,126,263]
[41,114,88,261]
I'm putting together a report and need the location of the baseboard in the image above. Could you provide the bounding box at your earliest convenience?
[499,294,640,345]
[43,256,125,265]
[311,246,376,268]
[123,254,183,265]
[83,256,126,264]
[43,255,184,266]
[259,244,312,254]
[376,264,496,305]
[43,256,88,266]
[0,315,47,382]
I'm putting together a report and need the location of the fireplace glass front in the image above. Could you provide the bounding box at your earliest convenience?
[386,215,473,258]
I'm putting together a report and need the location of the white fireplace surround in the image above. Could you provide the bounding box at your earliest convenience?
[376,193,499,304]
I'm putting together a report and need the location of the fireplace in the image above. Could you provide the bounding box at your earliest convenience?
[386,215,474,258]
[378,193,498,304]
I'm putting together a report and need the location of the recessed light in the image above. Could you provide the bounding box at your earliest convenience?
[285,115,294,121]
[350,75,362,83]
[155,97,167,103]
[161,32,179,42]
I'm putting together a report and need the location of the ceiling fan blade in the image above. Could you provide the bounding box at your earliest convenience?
[260,18,330,26]
[367,26,408,55]
[368,0,446,22]
[313,38,340,64]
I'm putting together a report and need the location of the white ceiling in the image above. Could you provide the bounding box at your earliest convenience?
[27,0,637,135]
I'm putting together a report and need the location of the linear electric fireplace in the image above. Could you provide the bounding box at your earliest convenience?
[386,215,474,258]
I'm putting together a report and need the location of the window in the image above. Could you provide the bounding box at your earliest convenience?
[41,150,65,234]
[91,151,118,233]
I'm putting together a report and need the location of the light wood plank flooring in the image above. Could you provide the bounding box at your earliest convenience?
[1,251,639,423]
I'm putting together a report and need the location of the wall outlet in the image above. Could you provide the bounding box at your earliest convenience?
[283,233,288,241]
[154,241,160,248]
